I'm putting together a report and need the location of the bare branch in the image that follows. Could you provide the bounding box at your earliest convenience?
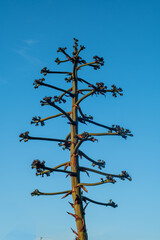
[40,97,75,125]
[75,90,96,106]
[89,132,119,136]
[57,47,72,60]
[77,56,104,70]
[75,45,85,56]
[31,159,76,177]
[19,131,69,143]
[31,113,65,126]
[79,167,132,181]
[77,77,96,88]
[77,176,116,187]
[78,117,114,131]
[78,150,105,169]
[88,131,133,139]
[78,118,133,140]
[73,140,84,155]
[73,132,97,154]
[77,79,123,98]
[35,161,70,176]
[31,189,70,196]
[77,89,93,93]
[33,79,74,96]
[55,58,70,65]
[75,82,109,106]
[41,67,72,76]
[77,106,93,120]
[65,132,71,141]
[82,196,118,208]
[57,87,73,100]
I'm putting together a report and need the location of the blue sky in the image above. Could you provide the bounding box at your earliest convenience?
[1,0,160,239]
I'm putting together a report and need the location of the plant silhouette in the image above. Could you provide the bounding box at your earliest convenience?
[20,38,133,240]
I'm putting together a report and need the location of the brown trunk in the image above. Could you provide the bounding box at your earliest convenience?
[70,62,88,240]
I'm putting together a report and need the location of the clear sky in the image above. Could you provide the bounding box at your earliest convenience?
[1,0,160,239]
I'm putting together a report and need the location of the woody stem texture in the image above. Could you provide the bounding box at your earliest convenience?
[70,60,88,240]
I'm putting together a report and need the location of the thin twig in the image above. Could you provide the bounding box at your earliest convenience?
[37,161,70,176]
[78,118,114,131]
[79,167,131,181]
[77,78,96,88]
[75,90,95,106]
[82,196,118,208]
[58,87,73,100]
[78,150,105,168]
[31,189,70,196]
[88,132,119,137]
[35,81,73,96]
[40,166,76,176]
[77,60,100,69]
[77,178,116,187]
[44,100,75,125]
[73,140,85,155]
[19,132,69,143]
[65,132,71,141]
[77,89,93,92]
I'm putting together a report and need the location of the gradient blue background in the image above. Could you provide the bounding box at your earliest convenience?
[1,0,160,239]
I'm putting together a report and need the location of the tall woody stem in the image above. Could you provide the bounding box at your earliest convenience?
[70,59,88,240]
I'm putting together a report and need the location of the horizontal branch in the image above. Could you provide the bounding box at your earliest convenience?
[34,79,73,96]
[75,83,109,106]
[39,166,76,176]
[89,131,133,139]
[41,67,72,76]
[31,111,73,126]
[77,89,93,92]
[46,71,72,74]
[77,80,124,99]
[55,58,70,65]
[31,113,64,126]
[77,177,116,187]
[89,132,120,136]
[41,97,75,125]
[79,167,132,181]
[77,59,103,70]
[31,189,70,196]
[78,118,114,131]
[19,131,69,143]
[39,113,64,121]
[82,196,118,208]
[32,160,76,176]
[36,161,70,176]
[77,61,97,70]
[79,119,133,139]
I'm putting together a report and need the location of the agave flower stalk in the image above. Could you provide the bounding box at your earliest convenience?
[19,38,133,240]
